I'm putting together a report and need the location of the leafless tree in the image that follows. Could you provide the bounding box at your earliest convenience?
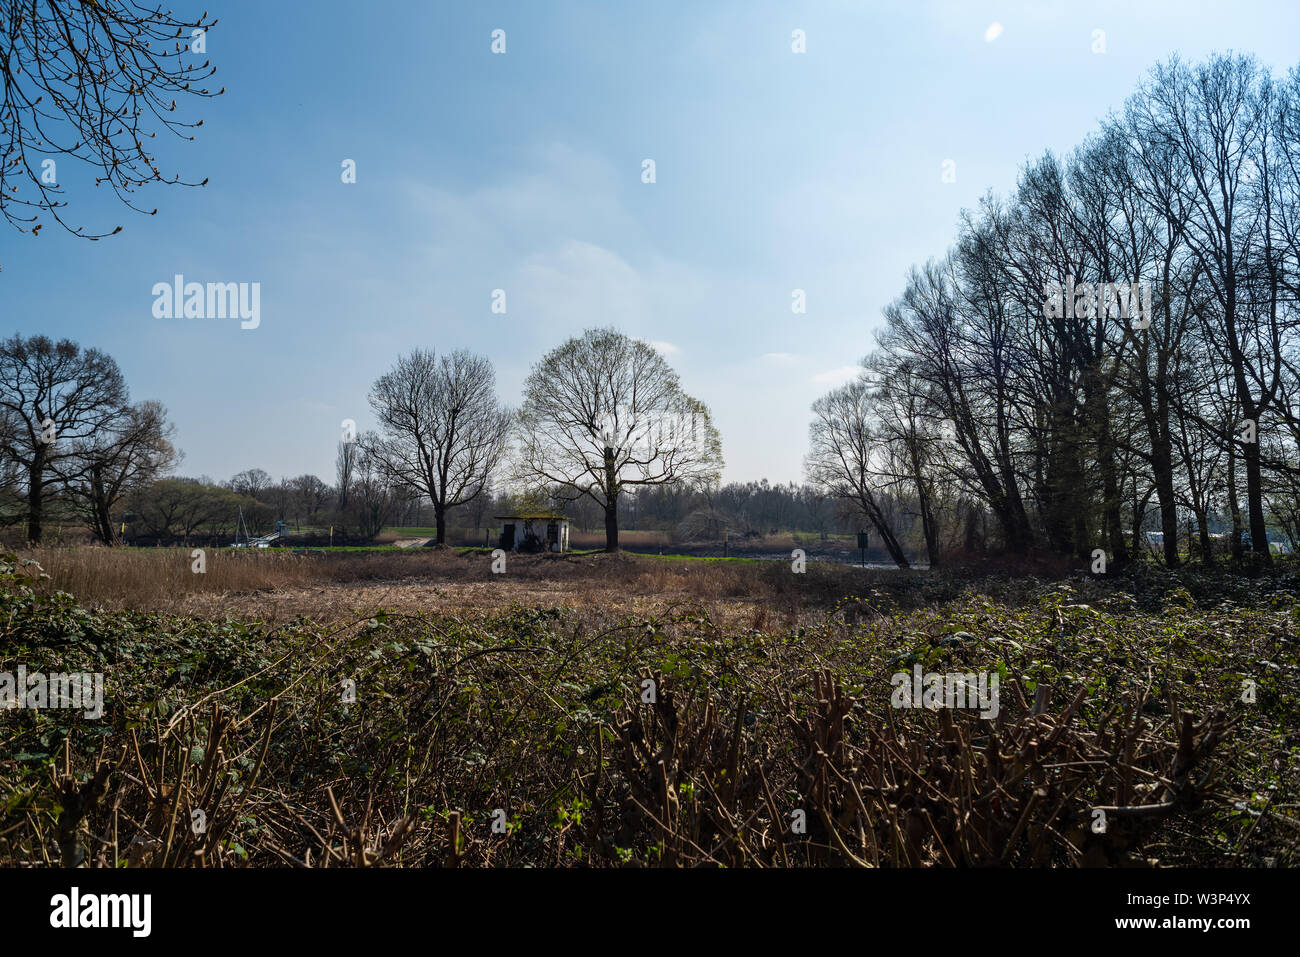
[350,433,405,539]
[229,468,272,498]
[290,474,331,526]
[1125,53,1293,562]
[856,52,1300,567]
[805,377,911,567]
[364,349,511,545]
[0,0,222,257]
[335,440,357,510]
[516,328,723,552]
[0,334,130,541]
[865,359,945,566]
[61,399,178,543]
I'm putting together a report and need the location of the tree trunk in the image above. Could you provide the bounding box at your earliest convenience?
[860,496,908,568]
[90,470,118,545]
[95,501,115,545]
[1197,510,1214,566]
[26,458,44,544]
[1242,439,1272,564]
[908,441,940,567]
[1095,405,1128,567]
[603,449,619,552]
[604,500,619,553]
[963,503,980,553]
[918,488,940,567]
[434,502,447,545]
[1228,443,1243,564]
[1159,484,1179,568]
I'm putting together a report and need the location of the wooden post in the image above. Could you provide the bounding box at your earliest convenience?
[446,811,461,868]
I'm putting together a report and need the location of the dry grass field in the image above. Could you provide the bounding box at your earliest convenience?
[16,545,855,628]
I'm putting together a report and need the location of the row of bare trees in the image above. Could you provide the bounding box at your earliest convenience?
[358,328,723,551]
[807,53,1300,570]
[0,328,723,550]
[0,335,177,543]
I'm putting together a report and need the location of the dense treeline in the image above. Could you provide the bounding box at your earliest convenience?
[122,461,422,546]
[813,53,1300,569]
[115,472,873,547]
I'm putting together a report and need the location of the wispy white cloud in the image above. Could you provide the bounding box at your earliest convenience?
[811,365,862,386]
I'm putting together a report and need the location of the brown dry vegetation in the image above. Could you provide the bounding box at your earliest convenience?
[17,546,865,627]
[2,548,1297,868]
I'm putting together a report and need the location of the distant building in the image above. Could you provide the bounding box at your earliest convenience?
[495,513,570,553]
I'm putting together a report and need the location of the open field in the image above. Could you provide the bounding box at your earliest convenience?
[11,544,1058,625]
[2,547,1297,867]
[15,545,826,625]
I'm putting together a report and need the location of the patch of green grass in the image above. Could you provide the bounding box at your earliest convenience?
[379,527,441,537]
[643,552,761,564]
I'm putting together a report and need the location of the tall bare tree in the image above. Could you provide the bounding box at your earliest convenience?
[365,349,511,545]
[1126,53,1291,562]
[865,359,945,566]
[516,328,723,552]
[335,440,357,511]
[0,334,131,542]
[229,468,272,498]
[854,52,1300,568]
[805,377,911,567]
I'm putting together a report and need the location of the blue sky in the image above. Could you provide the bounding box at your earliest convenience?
[2,0,1298,486]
